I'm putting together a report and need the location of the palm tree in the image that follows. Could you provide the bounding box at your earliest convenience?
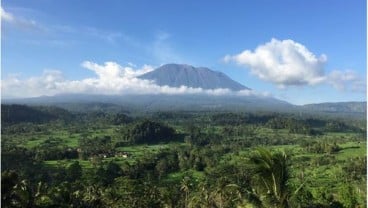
[83,185,105,207]
[247,148,290,208]
[188,182,214,208]
[13,179,34,208]
[180,176,192,208]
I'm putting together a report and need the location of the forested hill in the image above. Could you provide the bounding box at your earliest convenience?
[1,104,74,125]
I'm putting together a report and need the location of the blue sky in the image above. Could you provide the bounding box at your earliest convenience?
[1,0,366,104]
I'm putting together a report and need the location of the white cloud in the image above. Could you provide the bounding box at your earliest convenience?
[1,6,125,46]
[81,61,154,79]
[2,61,266,98]
[83,27,123,44]
[1,6,43,31]
[327,70,366,92]
[2,70,65,97]
[1,6,14,22]
[224,38,365,92]
[224,38,327,87]
[236,89,271,97]
[127,62,137,67]
[151,30,183,63]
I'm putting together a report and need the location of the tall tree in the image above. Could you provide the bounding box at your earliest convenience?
[66,161,83,182]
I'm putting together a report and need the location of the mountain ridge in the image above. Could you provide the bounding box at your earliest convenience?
[2,95,365,119]
[302,101,366,113]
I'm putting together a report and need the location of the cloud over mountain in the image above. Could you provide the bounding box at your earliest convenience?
[224,38,365,92]
[2,61,261,98]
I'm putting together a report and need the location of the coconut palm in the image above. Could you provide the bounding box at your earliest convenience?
[180,176,192,208]
[188,182,215,208]
[247,148,290,208]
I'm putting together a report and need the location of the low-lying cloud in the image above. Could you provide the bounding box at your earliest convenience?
[224,38,365,91]
[2,61,263,98]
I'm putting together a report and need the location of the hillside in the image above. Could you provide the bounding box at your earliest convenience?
[1,104,73,125]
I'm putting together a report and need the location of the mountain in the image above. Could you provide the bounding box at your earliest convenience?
[139,64,249,90]
[302,102,367,114]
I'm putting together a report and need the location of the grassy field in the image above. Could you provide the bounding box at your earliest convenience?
[21,126,118,148]
[44,143,179,168]
[165,170,205,183]
[44,159,94,169]
[337,141,366,160]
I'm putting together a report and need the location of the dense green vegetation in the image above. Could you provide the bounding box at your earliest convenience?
[1,104,366,207]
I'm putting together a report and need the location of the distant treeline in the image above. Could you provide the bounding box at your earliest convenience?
[2,104,365,134]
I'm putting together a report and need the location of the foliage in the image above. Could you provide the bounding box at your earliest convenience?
[78,136,114,159]
[1,104,73,125]
[125,120,176,144]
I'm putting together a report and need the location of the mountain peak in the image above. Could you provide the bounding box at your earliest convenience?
[139,63,250,91]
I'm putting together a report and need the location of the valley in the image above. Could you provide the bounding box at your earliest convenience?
[1,104,366,207]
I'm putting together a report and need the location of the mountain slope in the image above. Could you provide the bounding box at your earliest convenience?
[139,64,249,90]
